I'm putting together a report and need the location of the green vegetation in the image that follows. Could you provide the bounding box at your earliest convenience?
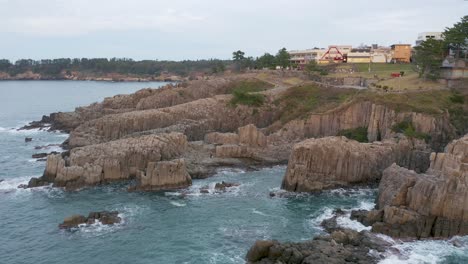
[304,61,328,76]
[232,47,291,70]
[228,79,271,107]
[392,121,431,141]
[230,90,265,107]
[444,15,468,59]
[274,84,357,123]
[338,127,368,142]
[449,92,465,104]
[0,58,229,77]
[413,39,445,80]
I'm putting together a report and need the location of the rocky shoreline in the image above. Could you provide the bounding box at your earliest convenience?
[19,72,467,262]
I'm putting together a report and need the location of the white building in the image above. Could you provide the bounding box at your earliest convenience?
[289,48,326,66]
[416,32,444,46]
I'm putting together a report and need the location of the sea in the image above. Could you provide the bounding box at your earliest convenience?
[0,80,467,264]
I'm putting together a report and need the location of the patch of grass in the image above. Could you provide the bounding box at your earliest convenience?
[356,90,453,115]
[230,90,265,107]
[338,127,368,142]
[275,84,357,123]
[449,92,465,104]
[228,79,273,93]
[228,79,272,107]
[392,121,431,141]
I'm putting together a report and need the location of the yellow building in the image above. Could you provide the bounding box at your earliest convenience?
[391,44,411,63]
[347,48,371,63]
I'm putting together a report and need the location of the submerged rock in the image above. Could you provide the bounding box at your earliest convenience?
[25,137,32,142]
[59,211,121,229]
[32,151,59,159]
[214,181,240,191]
[281,136,430,192]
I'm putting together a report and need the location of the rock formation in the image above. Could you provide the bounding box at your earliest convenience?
[270,101,454,151]
[246,229,387,264]
[355,134,468,238]
[59,211,121,229]
[22,76,271,132]
[28,133,190,190]
[282,136,431,192]
[133,159,192,191]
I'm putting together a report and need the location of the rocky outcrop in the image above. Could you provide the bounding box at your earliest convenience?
[281,136,431,192]
[68,93,279,148]
[59,211,121,229]
[270,101,455,151]
[22,76,271,133]
[28,133,188,190]
[357,134,468,238]
[132,159,192,191]
[246,229,388,264]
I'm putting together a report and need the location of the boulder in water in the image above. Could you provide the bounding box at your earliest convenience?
[25,137,32,142]
[214,181,240,191]
[59,211,121,229]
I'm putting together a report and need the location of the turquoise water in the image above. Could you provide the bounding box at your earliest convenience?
[0,81,466,264]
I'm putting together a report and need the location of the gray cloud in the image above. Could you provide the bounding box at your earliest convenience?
[0,0,466,60]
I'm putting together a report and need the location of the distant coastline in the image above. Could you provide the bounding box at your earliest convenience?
[0,71,184,82]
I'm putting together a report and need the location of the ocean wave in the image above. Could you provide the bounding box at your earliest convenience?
[170,201,187,207]
[71,214,125,236]
[0,176,33,191]
[309,207,335,230]
[379,236,468,264]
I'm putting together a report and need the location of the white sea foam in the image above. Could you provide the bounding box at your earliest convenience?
[252,208,269,217]
[379,237,468,264]
[0,176,33,191]
[170,201,186,207]
[336,215,372,232]
[309,207,335,230]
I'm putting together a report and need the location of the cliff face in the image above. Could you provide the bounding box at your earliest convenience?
[271,101,454,151]
[361,134,468,238]
[281,136,431,192]
[29,133,190,190]
[68,95,279,148]
[30,76,270,132]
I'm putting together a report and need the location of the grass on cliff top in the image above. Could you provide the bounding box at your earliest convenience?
[275,84,358,123]
[358,90,468,136]
[228,79,272,107]
[338,127,369,143]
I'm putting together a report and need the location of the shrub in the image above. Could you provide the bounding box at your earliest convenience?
[230,90,265,107]
[338,127,368,142]
[392,121,431,141]
[449,92,465,104]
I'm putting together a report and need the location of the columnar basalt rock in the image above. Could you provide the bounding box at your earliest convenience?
[281,136,431,192]
[271,101,454,151]
[358,134,468,238]
[28,133,189,190]
[134,159,192,191]
[23,76,270,132]
[68,94,279,148]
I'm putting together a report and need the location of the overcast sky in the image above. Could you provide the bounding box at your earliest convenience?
[1,0,466,61]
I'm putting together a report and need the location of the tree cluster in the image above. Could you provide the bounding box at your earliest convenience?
[232,47,291,71]
[414,16,467,80]
[0,58,230,77]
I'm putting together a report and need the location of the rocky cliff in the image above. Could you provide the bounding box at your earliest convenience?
[281,136,431,192]
[23,76,271,132]
[271,100,455,151]
[68,92,280,148]
[355,134,468,238]
[28,133,190,190]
